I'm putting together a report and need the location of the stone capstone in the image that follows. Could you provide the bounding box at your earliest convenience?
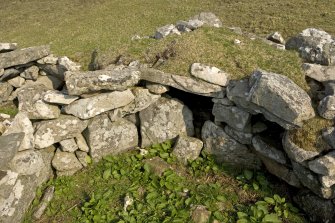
[9,150,45,176]
[172,135,203,165]
[224,125,253,145]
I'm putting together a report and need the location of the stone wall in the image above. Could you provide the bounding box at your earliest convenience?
[1,14,335,222]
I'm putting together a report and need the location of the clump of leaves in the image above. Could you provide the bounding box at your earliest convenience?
[236,170,270,192]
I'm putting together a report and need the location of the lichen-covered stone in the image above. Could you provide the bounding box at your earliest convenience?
[252,136,287,164]
[7,76,25,88]
[309,151,335,176]
[190,63,229,86]
[172,135,203,165]
[0,82,13,102]
[303,63,335,82]
[52,149,83,176]
[9,150,45,176]
[224,125,253,145]
[20,65,39,81]
[75,134,89,152]
[318,95,335,119]
[145,81,169,94]
[59,138,78,152]
[0,43,17,53]
[43,90,79,105]
[0,133,24,169]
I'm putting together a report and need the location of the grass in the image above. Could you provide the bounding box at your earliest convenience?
[23,140,307,223]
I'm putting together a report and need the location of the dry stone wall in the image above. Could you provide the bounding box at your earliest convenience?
[1,13,335,222]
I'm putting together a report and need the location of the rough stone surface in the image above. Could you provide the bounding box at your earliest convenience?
[34,115,88,149]
[252,136,287,164]
[60,138,78,153]
[37,55,58,65]
[7,76,25,88]
[0,43,17,52]
[176,19,203,32]
[145,81,169,94]
[224,125,253,145]
[17,84,60,120]
[212,103,251,130]
[140,97,194,147]
[283,131,321,163]
[32,186,54,220]
[252,122,268,134]
[322,127,335,150]
[52,149,83,175]
[0,133,24,169]
[75,134,90,152]
[154,24,180,39]
[192,12,222,28]
[267,32,285,44]
[64,90,134,119]
[3,112,34,151]
[65,67,141,95]
[303,63,335,82]
[58,56,81,71]
[34,75,63,90]
[190,63,229,86]
[85,115,138,161]
[0,68,20,82]
[39,64,66,81]
[75,151,90,167]
[318,95,335,119]
[286,28,335,65]
[140,68,224,97]
[309,151,335,176]
[172,135,203,165]
[212,97,234,106]
[201,121,261,169]
[0,82,13,102]
[43,90,79,105]
[108,88,160,121]
[0,45,50,69]
[9,150,44,176]
[20,66,39,80]
[320,175,335,188]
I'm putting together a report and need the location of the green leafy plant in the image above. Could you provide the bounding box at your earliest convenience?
[236,170,270,192]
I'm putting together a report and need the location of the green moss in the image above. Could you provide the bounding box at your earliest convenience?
[0,105,18,117]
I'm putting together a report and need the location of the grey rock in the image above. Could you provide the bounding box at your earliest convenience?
[75,134,90,152]
[58,56,81,71]
[145,81,169,94]
[75,151,90,167]
[65,67,140,95]
[252,136,287,164]
[52,149,83,175]
[0,133,24,169]
[154,24,180,39]
[32,186,54,220]
[37,54,58,65]
[322,127,335,150]
[7,76,25,88]
[252,122,267,134]
[108,88,160,121]
[190,63,229,86]
[212,97,234,106]
[85,115,138,161]
[283,131,321,163]
[9,150,44,176]
[0,68,20,81]
[34,75,64,90]
[172,135,203,165]
[294,191,335,223]
[0,45,50,69]
[64,89,135,119]
[140,67,225,97]
[34,115,88,149]
[0,43,17,53]
[267,32,285,44]
[224,125,253,145]
[3,112,34,151]
[286,28,335,65]
[0,82,13,102]
[140,97,194,147]
[303,63,335,82]
[309,151,335,176]
[20,65,39,80]
[176,19,203,32]
[191,205,211,223]
[318,95,335,119]
[17,84,60,120]
[324,81,335,96]
[212,103,251,130]
[201,121,261,169]
[43,90,79,105]
[60,138,78,152]
[192,12,222,28]
[39,64,66,81]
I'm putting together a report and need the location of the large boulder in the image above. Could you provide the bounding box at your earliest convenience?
[65,67,140,95]
[201,121,261,169]
[286,28,335,65]
[139,97,194,147]
[84,115,138,161]
[34,115,88,149]
[0,45,50,69]
[63,89,135,119]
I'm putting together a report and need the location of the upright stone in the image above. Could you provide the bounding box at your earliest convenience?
[0,133,24,169]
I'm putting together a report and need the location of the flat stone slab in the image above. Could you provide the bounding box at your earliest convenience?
[0,45,50,69]
[190,63,229,86]
[43,90,79,105]
[0,43,17,53]
[309,151,335,176]
[303,63,335,82]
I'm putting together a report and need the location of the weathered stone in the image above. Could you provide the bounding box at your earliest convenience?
[64,89,135,119]
[60,138,78,152]
[3,112,34,151]
[309,151,335,176]
[58,56,81,71]
[212,103,251,130]
[75,151,90,167]
[323,127,335,150]
[201,121,261,169]
[140,68,224,97]
[0,43,17,53]
[108,88,160,121]
[34,75,64,90]
[17,84,60,120]
[303,63,335,82]
[39,64,66,81]
[252,136,287,164]
[9,150,44,176]
[318,95,335,119]
[172,135,203,165]
[283,131,321,163]
[320,175,335,188]
[286,28,335,65]
[0,45,50,69]
[0,68,4,77]
[292,162,333,199]
[0,68,20,82]
[43,90,79,105]
[192,12,222,28]
[85,115,138,161]
[294,191,335,223]
[190,63,229,86]
[34,115,88,149]
[224,125,253,145]
[212,97,234,106]
[20,65,39,80]
[65,67,140,95]
[145,81,169,94]
[143,157,171,177]
[37,54,58,65]
[8,77,25,89]
[252,122,267,134]
[267,32,285,44]
[32,186,54,220]
[0,82,13,102]
[0,133,24,169]
[140,97,194,147]
[191,205,211,223]
[52,149,83,175]
[75,134,90,152]
[154,24,180,39]
[176,19,203,32]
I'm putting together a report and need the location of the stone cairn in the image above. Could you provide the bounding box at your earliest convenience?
[1,13,335,223]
